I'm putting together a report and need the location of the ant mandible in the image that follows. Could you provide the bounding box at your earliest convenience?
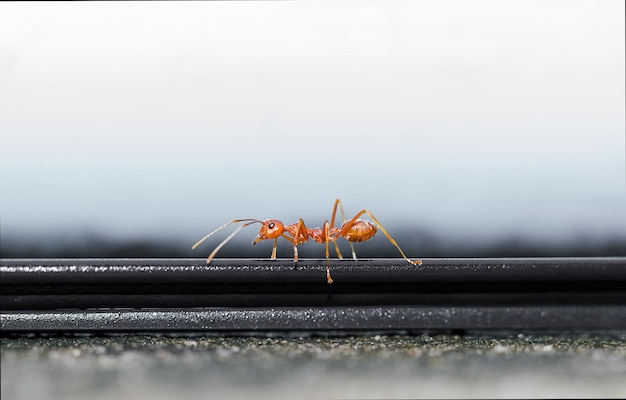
[192,199,422,283]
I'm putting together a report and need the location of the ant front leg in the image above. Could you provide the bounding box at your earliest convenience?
[270,238,278,259]
[285,218,309,262]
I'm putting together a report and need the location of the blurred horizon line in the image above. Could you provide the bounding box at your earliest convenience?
[2,228,624,259]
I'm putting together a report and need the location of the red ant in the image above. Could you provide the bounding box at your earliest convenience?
[192,199,422,283]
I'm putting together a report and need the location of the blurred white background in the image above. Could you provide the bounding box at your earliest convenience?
[1,1,624,256]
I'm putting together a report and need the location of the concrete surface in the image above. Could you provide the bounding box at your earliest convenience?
[2,332,626,399]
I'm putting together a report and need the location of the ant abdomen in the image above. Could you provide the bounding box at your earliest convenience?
[340,219,377,242]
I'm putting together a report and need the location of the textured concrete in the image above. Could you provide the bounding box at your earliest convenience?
[2,332,625,399]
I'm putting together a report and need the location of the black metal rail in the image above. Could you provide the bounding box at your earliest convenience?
[1,257,625,333]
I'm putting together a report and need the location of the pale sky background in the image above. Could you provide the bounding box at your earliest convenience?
[0,1,625,254]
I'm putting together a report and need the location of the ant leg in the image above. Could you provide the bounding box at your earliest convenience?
[348,234,357,259]
[344,210,422,266]
[324,220,333,284]
[330,199,356,260]
[330,199,342,228]
[270,238,278,259]
[294,219,309,262]
[292,242,299,261]
[333,240,344,259]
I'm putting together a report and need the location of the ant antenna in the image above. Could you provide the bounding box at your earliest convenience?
[192,219,262,263]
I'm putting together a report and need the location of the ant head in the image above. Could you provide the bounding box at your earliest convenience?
[253,219,285,245]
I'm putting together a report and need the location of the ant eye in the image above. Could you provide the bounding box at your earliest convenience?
[268,223,275,229]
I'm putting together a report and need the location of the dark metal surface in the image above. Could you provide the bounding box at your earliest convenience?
[1,257,625,332]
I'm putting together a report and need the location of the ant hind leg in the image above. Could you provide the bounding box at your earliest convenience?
[346,209,422,266]
[330,199,357,260]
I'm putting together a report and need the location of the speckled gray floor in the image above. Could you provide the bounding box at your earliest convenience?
[2,332,626,399]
